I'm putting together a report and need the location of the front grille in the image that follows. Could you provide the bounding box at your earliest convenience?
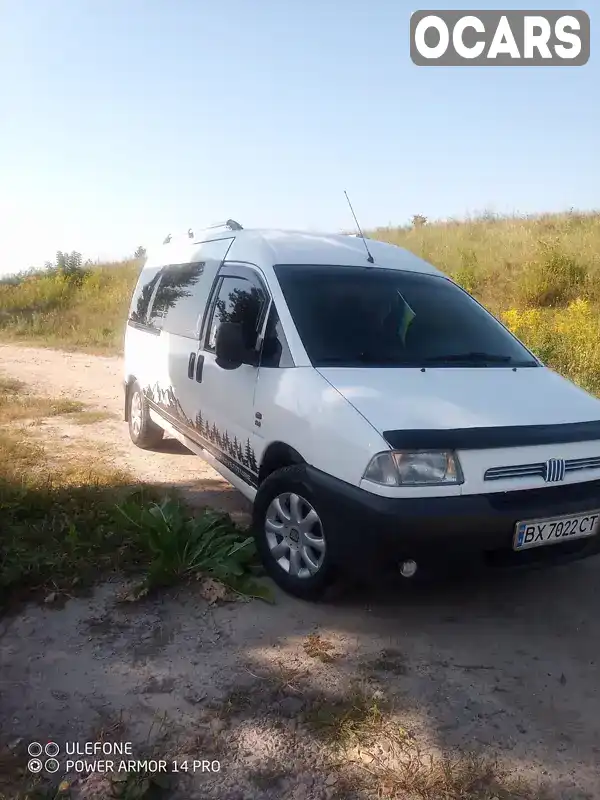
[485,456,600,482]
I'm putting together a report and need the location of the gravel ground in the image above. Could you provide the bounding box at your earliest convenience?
[1,343,599,799]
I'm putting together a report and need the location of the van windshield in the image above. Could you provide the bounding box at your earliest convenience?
[273,265,538,369]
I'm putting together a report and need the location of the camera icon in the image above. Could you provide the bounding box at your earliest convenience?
[45,742,60,757]
[28,742,43,757]
[45,758,60,773]
[28,758,43,773]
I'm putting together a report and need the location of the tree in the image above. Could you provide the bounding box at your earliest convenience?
[135,246,147,259]
[411,214,428,228]
[50,250,86,284]
[145,262,204,324]
[244,439,255,469]
[245,441,257,473]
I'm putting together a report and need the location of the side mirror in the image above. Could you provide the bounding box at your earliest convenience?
[215,322,246,370]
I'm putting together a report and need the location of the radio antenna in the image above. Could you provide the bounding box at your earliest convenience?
[344,190,374,263]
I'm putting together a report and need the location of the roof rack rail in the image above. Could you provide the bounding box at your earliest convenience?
[163,220,243,245]
[205,219,244,232]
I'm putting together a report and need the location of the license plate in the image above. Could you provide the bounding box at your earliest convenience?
[514,510,600,551]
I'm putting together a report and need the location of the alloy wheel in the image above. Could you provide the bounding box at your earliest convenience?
[264,492,326,578]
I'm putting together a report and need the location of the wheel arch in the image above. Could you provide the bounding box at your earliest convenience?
[123,374,137,422]
[257,441,306,485]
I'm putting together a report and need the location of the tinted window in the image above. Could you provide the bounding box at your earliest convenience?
[205,275,267,353]
[260,305,294,368]
[128,266,161,325]
[147,261,205,332]
[273,265,538,369]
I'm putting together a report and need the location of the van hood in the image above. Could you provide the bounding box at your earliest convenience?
[317,366,600,440]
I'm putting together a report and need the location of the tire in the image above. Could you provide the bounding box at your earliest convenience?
[128,380,164,449]
[253,465,336,601]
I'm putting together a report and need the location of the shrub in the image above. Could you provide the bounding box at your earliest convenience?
[518,241,588,308]
[451,249,481,295]
[502,298,600,394]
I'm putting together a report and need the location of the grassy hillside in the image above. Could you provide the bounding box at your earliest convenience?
[0,259,141,353]
[1,210,599,391]
[375,211,600,394]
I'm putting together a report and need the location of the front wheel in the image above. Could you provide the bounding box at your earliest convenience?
[128,381,164,449]
[253,465,335,600]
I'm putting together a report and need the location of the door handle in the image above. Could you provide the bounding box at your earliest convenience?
[187,352,196,379]
[195,354,205,383]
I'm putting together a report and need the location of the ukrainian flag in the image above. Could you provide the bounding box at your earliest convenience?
[396,292,416,345]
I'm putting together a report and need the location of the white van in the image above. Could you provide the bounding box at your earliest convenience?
[124,221,600,598]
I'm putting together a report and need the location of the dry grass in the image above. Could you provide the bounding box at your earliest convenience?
[0,376,266,609]
[1,212,600,390]
[371,211,600,394]
[306,688,397,749]
[69,409,118,425]
[0,376,84,423]
[364,648,409,676]
[370,750,548,800]
[0,259,141,354]
[305,687,548,799]
[372,210,600,312]
[303,632,337,663]
[0,419,149,607]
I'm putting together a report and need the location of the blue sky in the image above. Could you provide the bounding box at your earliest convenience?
[0,0,597,274]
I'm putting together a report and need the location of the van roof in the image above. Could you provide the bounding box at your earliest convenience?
[152,228,443,277]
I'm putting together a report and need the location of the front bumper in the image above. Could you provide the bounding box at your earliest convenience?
[306,466,600,579]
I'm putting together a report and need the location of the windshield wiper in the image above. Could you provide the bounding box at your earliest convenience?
[425,352,514,364]
[317,351,537,367]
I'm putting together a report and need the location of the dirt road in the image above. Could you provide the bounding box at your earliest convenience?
[1,343,599,799]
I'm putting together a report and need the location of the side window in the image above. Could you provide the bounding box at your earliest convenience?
[128,267,161,326]
[147,261,205,332]
[205,275,267,354]
[259,305,294,368]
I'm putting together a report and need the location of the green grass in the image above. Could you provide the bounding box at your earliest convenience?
[0,376,85,423]
[115,497,272,601]
[0,259,141,354]
[0,381,270,609]
[372,210,600,311]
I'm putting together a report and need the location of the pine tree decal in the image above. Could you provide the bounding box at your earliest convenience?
[223,431,231,454]
[211,423,218,442]
[244,439,254,468]
[233,436,239,460]
[247,444,257,473]
[195,410,203,433]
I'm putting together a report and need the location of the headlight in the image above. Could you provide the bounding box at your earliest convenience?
[363,450,463,486]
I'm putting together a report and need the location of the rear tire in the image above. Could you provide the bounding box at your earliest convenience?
[128,380,164,449]
[253,465,336,601]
